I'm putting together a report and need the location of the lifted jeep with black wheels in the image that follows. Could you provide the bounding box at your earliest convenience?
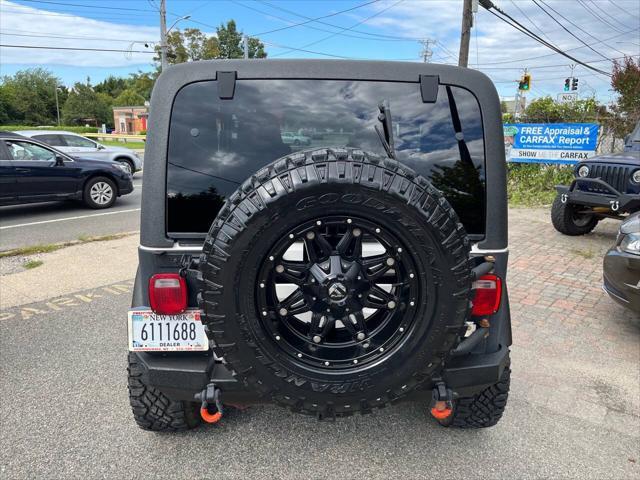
[128,60,512,431]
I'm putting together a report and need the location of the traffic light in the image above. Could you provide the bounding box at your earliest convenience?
[564,78,571,92]
[518,73,531,91]
[571,78,579,91]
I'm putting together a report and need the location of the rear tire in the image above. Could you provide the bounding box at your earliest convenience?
[83,176,117,209]
[551,194,598,236]
[127,353,201,431]
[438,366,510,429]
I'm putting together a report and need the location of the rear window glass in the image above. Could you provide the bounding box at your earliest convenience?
[167,79,486,235]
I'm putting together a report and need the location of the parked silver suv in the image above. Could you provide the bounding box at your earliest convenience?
[15,130,142,175]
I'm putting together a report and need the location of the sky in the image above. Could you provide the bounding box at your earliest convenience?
[0,0,639,104]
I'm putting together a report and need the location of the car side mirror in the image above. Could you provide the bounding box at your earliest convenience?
[55,155,65,166]
[97,144,106,150]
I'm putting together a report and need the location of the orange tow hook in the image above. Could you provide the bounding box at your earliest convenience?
[195,383,224,424]
[430,382,454,420]
[430,401,453,420]
[200,407,223,424]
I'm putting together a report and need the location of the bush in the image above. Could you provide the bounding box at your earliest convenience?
[0,125,98,134]
[507,163,575,206]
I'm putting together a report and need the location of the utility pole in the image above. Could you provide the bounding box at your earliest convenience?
[159,0,168,71]
[419,39,434,63]
[54,86,61,126]
[458,0,474,67]
[243,35,249,59]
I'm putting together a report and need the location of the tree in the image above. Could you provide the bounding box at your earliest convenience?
[0,68,63,125]
[156,27,220,65]
[129,71,156,100]
[522,96,603,124]
[95,76,130,99]
[62,82,112,126]
[217,20,266,59]
[154,21,266,67]
[609,56,640,137]
[113,88,146,106]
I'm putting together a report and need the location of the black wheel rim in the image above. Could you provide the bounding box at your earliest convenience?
[256,216,421,371]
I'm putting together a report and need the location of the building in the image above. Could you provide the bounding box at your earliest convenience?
[112,106,149,134]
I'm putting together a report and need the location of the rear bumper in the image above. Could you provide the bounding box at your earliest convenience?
[556,180,640,212]
[132,345,511,403]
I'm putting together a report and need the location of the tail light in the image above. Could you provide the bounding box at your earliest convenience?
[149,273,187,315]
[471,274,502,316]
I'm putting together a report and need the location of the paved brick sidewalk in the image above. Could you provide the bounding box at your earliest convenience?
[508,208,639,439]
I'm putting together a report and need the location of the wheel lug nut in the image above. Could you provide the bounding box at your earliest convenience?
[279,308,288,316]
[326,308,331,313]
[316,220,322,226]
[353,228,361,237]
[386,258,395,266]
[313,335,322,343]
[275,335,281,340]
[262,311,268,316]
[289,234,294,239]
[347,218,353,224]
[375,228,381,233]
[409,273,415,279]
[306,231,315,240]
[397,247,403,253]
[357,276,362,280]
[358,294,363,298]
[269,256,274,261]
[399,327,405,332]
[260,282,265,288]
[353,359,358,364]
[297,353,303,358]
[356,332,366,341]
[379,347,384,352]
[324,361,330,366]
[275,265,285,273]
[363,342,370,348]
[410,301,415,306]
[387,301,396,309]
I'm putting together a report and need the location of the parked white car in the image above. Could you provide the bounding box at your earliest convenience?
[15,130,143,174]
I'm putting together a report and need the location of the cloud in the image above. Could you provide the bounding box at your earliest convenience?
[0,0,159,67]
[355,0,640,99]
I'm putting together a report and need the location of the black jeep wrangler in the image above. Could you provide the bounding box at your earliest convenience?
[551,127,640,236]
[128,60,511,431]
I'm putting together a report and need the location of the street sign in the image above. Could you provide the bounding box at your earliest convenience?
[557,92,578,103]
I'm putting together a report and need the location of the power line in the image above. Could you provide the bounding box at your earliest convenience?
[0,43,155,54]
[14,0,155,13]
[0,30,156,44]
[1,6,157,20]
[479,1,612,76]
[270,0,404,58]
[586,0,631,31]
[231,0,413,42]
[535,0,626,56]
[251,0,382,37]
[532,0,611,61]
[576,0,625,34]
[608,0,640,21]
[509,0,552,44]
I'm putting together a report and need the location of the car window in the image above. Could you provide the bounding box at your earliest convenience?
[33,134,66,146]
[62,135,96,148]
[167,79,486,235]
[4,140,57,161]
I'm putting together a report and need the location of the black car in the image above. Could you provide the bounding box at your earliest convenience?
[127,60,511,432]
[603,213,640,314]
[0,131,133,209]
[551,150,640,236]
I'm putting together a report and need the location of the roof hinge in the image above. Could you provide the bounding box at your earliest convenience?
[217,71,237,100]
[419,75,439,103]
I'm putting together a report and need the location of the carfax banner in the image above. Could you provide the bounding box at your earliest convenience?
[503,123,600,164]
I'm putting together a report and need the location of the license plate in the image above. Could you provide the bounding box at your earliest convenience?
[127,309,208,352]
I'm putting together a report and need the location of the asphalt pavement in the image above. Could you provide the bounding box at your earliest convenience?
[0,286,637,480]
[0,175,142,251]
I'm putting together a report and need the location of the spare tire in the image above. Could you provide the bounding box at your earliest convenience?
[199,148,472,418]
